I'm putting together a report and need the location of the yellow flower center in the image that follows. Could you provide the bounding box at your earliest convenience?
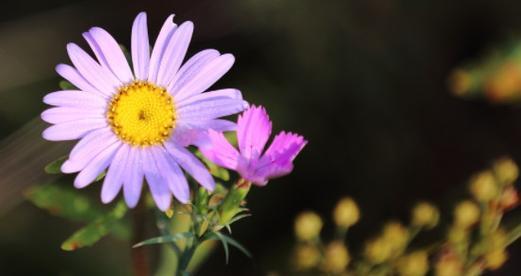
[107,81,175,146]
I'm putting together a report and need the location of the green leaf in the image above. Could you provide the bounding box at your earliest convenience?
[44,156,67,174]
[133,232,194,248]
[212,231,230,264]
[61,201,127,251]
[507,222,521,246]
[25,184,102,222]
[204,231,252,263]
[59,80,75,90]
[219,234,252,258]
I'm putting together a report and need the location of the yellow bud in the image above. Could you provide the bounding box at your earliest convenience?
[294,211,323,241]
[487,229,507,251]
[484,249,508,270]
[382,222,409,255]
[449,69,472,96]
[364,237,393,264]
[453,200,480,229]
[293,244,321,271]
[396,251,429,276]
[493,157,519,186]
[321,241,350,274]
[469,171,498,202]
[447,226,468,244]
[435,256,462,276]
[333,197,360,229]
[411,202,439,229]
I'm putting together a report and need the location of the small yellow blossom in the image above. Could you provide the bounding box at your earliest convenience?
[435,255,462,276]
[321,241,350,274]
[294,211,323,241]
[493,157,519,186]
[412,202,439,229]
[382,221,409,255]
[293,243,321,271]
[364,237,393,264]
[484,249,508,270]
[469,171,498,202]
[333,197,360,229]
[396,251,429,276]
[453,200,480,229]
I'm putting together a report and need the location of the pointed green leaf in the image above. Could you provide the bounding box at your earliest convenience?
[59,80,75,90]
[220,234,252,258]
[133,232,194,248]
[61,201,127,251]
[25,184,102,222]
[213,231,230,264]
[44,156,67,174]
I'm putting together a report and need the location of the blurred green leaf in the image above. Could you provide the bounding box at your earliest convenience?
[59,80,75,90]
[25,184,102,222]
[133,232,193,248]
[44,156,67,174]
[61,201,127,251]
[204,231,251,263]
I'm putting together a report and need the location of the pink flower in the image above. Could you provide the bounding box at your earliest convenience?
[200,106,307,185]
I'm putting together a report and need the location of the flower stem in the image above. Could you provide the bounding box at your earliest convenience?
[177,238,198,276]
[132,201,150,276]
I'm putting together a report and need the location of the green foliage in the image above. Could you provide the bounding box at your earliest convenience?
[59,80,75,90]
[26,184,102,222]
[44,156,67,174]
[61,201,127,251]
[133,232,194,248]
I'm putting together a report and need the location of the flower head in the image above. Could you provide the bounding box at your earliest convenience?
[41,12,247,210]
[200,105,307,185]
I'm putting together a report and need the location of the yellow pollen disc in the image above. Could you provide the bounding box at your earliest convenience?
[107,81,175,146]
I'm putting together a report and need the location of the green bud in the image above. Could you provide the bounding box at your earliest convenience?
[218,179,251,225]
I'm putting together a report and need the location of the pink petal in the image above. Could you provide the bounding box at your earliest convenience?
[237,106,272,160]
[198,129,240,170]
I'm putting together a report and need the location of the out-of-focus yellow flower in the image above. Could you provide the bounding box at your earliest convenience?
[484,249,508,270]
[294,211,323,241]
[469,171,498,202]
[500,186,519,210]
[453,200,480,229]
[411,202,439,229]
[396,251,429,276]
[485,63,521,103]
[333,197,360,229]
[293,243,321,271]
[364,237,393,264]
[449,69,473,96]
[382,221,409,255]
[435,255,462,276]
[487,229,507,251]
[493,157,519,186]
[321,241,350,274]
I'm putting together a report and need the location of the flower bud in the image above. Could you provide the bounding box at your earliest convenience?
[364,237,393,264]
[411,202,439,229]
[294,211,323,241]
[484,249,508,270]
[435,255,462,276]
[218,179,251,226]
[493,157,519,186]
[321,241,350,274]
[447,226,468,244]
[382,221,409,255]
[396,251,429,276]
[487,229,507,251]
[453,200,480,229]
[469,171,498,202]
[333,197,360,229]
[293,243,320,271]
[500,186,519,210]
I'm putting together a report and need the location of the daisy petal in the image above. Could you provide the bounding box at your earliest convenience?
[237,106,272,159]
[74,141,121,188]
[41,107,104,124]
[143,148,172,211]
[164,142,215,191]
[61,128,118,173]
[172,119,237,147]
[66,43,120,96]
[156,21,193,87]
[177,88,243,108]
[199,129,240,170]
[177,90,247,123]
[42,118,107,141]
[56,64,105,97]
[101,144,130,203]
[43,90,106,108]
[123,148,144,208]
[83,27,134,83]
[131,12,150,80]
[148,14,177,83]
[174,54,235,103]
[167,49,220,94]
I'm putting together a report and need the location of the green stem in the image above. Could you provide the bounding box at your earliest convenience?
[132,202,150,276]
[176,238,199,276]
[507,222,521,246]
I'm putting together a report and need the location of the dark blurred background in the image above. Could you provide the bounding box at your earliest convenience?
[2,0,521,275]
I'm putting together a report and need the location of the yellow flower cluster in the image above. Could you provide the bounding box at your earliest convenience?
[290,157,521,276]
